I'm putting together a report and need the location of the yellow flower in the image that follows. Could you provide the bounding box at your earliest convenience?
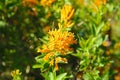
[88,0,107,13]
[94,0,102,8]
[60,5,75,28]
[102,41,111,47]
[114,74,120,80]
[64,21,74,28]
[39,44,51,53]
[48,29,76,54]
[43,52,54,61]
[38,4,76,70]
[61,5,74,21]
[40,0,56,7]
[39,28,76,70]
[40,29,76,54]
[49,57,67,71]
[11,69,22,77]
[94,0,107,8]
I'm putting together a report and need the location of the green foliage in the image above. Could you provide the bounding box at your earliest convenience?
[47,71,67,80]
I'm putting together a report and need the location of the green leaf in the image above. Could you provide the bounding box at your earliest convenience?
[83,72,94,80]
[32,64,42,68]
[0,4,3,10]
[56,73,67,80]
[91,25,97,36]
[40,36,49,44]
[95,36,103,47]
[0,21,6,27]
[72,52,81,58]
[49,72,54,80]
[96,22,105,35]
[35,55,45,63]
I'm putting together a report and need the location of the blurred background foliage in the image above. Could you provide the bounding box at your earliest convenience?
[0,0,120,80]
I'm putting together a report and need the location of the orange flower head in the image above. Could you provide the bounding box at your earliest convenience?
[94,0,107,8]
[48,29,76,54]
[61,5,74,21]
[43,52,54,61]
[39,44,51,53]
[102,41,111,47]
[89,0,107,13]
[94,0,102,8]
[40,28,76,54]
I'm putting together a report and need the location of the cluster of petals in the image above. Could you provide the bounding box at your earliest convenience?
[40,28,76,54]
[60,5,75,28]
[61,5,74,21]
